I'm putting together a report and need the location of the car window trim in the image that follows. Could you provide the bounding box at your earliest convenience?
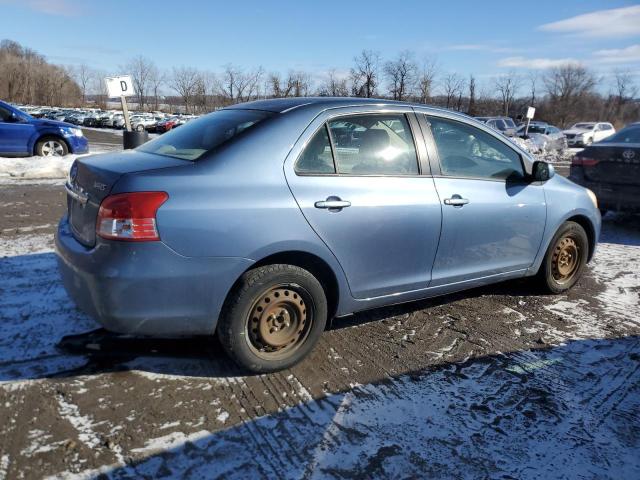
[419,112,528,183]
[294,111,425,178]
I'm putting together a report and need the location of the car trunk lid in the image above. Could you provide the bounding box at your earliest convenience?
[66,151,187,247]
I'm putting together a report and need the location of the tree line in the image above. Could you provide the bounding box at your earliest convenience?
[1,39,638,128]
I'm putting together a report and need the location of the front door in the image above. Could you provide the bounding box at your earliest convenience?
[0,105,33,155]
[423,114,547,286]
[285,110,442,299]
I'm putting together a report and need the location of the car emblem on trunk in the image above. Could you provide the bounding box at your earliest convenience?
[93,181,107,191]
[622,150,635,160]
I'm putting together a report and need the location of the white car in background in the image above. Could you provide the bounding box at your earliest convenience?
[563,122,615,147]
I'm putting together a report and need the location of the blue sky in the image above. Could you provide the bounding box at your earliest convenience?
[1,0,639,90]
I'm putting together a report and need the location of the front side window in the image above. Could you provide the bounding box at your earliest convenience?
[0,106,13,122]
[137,109,273,161]
[428,116,524,181]
[328,114,419,175]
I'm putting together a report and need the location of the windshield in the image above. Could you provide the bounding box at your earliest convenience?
[137,109,274,161]
[573,123,594,130]
[600,126,640,144]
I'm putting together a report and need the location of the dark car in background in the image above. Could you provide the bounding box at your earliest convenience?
[569,124,640,214]
[475,116,517,137]
[0,100,89,156]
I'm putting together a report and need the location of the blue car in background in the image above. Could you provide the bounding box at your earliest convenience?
[0,100,88,157]
[55,97,601,373]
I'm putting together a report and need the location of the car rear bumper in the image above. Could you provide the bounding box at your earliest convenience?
[55,216,253,336]
[570,176,640,212]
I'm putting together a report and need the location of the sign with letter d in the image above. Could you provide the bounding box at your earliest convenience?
[105,75,135,98]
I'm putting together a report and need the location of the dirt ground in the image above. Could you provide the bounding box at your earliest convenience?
[0,134,638,479]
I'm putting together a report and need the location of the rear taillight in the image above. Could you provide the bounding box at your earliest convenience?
[97,192,168,242]
[572,156,599,167]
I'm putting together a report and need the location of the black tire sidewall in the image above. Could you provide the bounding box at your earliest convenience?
[218,265,328,373]
[542,221,589,293]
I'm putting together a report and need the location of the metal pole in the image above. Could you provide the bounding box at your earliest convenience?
[524,117,531,137]
[121,95,132,132]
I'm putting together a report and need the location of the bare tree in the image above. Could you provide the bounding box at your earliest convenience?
[170,66,201,113]
[148,66,166,111]
[494,71,521,116]
[318,69,349,96]
[351,50,380,98]
[442,73,464,109]
[125,55,155,111]
[219,64,263,104]
[527,72,539,107]
[73,63,92,105]
[467,75,476,116]
[416,58,438,104]
[384,50,417,101]
[543,64,597,127]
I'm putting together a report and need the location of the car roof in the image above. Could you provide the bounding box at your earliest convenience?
[225,96,472,120]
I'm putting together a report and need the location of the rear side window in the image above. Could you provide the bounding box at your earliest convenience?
[295,125,336,174]
[137,109,273,161]
[428,116,524,181]
[328,114,419,175]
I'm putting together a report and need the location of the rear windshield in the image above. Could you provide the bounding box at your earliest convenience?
[573,123,594,130]
[137,109,273,161]
[600,126,640,144]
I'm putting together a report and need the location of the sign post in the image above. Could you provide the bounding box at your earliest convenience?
[524,106,536,137]
[105,75,135,131]
[105,75,147,149]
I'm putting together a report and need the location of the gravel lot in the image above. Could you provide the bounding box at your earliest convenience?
[0,131,638,479]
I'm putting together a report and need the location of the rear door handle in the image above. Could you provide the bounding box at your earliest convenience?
[315,196,351,210]
[444,195,469,207]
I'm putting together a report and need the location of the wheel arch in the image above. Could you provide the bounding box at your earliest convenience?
[229,250,341,322]
[566,214,596,262]
[32,133,70,156]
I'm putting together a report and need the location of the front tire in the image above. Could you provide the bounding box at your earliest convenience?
[217,264,328,373]
[537,221,589,294]
[36,137,68,157]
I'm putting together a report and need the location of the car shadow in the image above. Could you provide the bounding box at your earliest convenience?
[80,336,640,479]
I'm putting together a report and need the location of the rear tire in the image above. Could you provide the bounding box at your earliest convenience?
[217,264,328,373]
[537,221,589,294]
[35,137,68,157]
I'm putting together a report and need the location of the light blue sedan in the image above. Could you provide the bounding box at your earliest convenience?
[55,98,601,372]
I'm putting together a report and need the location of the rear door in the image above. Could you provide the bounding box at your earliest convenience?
[284,107,442,299]
[420,113,547,286]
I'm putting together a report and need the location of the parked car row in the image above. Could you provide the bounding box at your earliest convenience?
[476,115,618,154]
[15,105,198,134]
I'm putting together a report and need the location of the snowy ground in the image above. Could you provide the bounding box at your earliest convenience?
[0,214,639,478]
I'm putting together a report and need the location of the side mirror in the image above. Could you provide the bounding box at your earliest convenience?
[532,161,554,182]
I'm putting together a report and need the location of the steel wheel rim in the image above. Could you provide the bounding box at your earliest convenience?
[552,235,581,284]
[41,141,64,157]
[246,284,313,360]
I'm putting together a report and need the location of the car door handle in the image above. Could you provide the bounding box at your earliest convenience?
[314,197,351,210]
[444,195,469,207]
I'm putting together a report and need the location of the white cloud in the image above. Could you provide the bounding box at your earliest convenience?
[497,56,580,69]
[539,6,640,38]
[593,44,640,64]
